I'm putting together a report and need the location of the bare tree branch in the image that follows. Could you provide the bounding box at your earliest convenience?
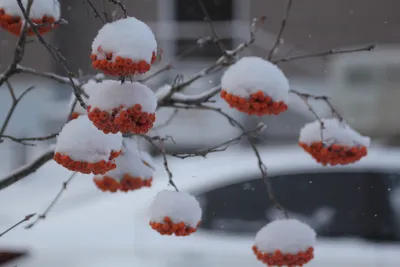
[16,0,86,109]
[169,104,288,217]
[0,148,54,191]
[167,85,222,105]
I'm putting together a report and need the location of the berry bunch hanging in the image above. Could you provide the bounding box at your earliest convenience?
[253,219,316,267]
[148,190,202,236]
[93,142,154,193]
[86,80,157,134]
[54,116,123,175]
[90,17,158,77]
[0,0,60,36]
[221,56,289,116]
[299,118,370,166]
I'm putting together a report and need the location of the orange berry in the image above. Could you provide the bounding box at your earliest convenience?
[221,90,288,116]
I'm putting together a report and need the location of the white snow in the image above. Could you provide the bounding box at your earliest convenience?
[221,56,290,102]
[69,80,98,116]
[91,17,157,63]
[155,84,172,101]
[55,116,123,162]
[87,80,157,113]
[149,190,202,228]
[254,219,316,254]
[0,0,61,20]
[96,141,153,182]
[299,118,371,147]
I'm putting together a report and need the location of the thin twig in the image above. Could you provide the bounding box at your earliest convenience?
[1,132,59,146]
[198,0,226,54]
[170,124,265,159]
[290,89,343,120]
[25,172,78,229]
[83,0,106,24]
[140,36,215,83]
[0,83,35,138]
[152,109,180,131]
[158,139,179,191]
[273,45,375,64]
[267,0,293,60]
[0,213,35,238]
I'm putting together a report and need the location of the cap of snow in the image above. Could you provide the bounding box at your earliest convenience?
[123,137,156,170]
[0,0,61,20]
[254,219,316,254]
[149,190,202,228]
[155,84,172,100]
[55,116,123,162]
[68,80,98,116]
[87,80,157,113]
[91,17,157,63]
[221,56,290,102]
[299,118,371,147]
[97,142,153,181]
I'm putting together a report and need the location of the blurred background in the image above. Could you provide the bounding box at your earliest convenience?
[1,0,400,266]
[1,0,400,172]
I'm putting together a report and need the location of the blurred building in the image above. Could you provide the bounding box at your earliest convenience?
[1,0,400,162]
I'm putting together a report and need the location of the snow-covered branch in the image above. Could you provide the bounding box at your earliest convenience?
[0,147,55,191]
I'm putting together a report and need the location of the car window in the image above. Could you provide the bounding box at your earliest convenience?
[196,171,400,242]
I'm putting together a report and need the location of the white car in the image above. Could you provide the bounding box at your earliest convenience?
[1,145,400,267]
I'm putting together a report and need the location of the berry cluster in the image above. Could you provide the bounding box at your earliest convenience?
[149,216,201,236]
[252,246,314,267]
[87,104,156,134]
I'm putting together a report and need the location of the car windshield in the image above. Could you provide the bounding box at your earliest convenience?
[196,170,400,242]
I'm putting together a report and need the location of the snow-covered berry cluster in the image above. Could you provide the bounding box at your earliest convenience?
[221,57,289,116]
[148,190,202,236]
[86,80,157,134]
[220,56,370,166]
[55,17,160,181]
[90,17,159,76]
[54,116,123,175]
[13,4,371,267]
[299,118,370,166]
[93,142,154,193]
[253,219,316,267]
[0,0,60,36]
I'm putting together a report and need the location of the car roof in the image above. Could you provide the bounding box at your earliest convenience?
[153,144,400,193]
[2,144,400,249]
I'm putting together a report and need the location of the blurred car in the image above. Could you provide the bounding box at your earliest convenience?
[1,145,400,267]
